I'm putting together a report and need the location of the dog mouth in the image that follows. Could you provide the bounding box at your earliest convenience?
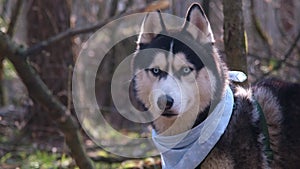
[161,111,178,117]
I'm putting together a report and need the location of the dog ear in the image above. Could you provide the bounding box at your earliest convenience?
[182,3,214,43]
[137,11,166,45]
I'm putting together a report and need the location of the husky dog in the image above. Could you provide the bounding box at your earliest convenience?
[131,3,300,169]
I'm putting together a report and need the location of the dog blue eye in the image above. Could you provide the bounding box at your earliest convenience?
[182,67,193,75]
[151,68,161,76]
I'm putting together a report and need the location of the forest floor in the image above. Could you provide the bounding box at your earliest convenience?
[0,106,161,169]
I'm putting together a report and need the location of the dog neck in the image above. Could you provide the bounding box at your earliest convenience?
[152,85,234,168]
[151,83,226,136]
[192,105,210,128]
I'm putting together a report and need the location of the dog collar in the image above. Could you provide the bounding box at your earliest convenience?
[152,85,234,169]
[228,71,247,82]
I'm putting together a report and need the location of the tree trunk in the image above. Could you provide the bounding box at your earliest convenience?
[223,0,248,86]
[27,0,73,126]
[0,0,23,106]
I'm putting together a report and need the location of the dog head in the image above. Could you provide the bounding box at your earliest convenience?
[131,4,228,135]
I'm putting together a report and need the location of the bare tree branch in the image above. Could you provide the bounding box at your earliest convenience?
[283,30,300,62]
[90,155,129,163]
[7,0,23,37]
[0,31,95,169]
[21,0,169,58]
[105,0,119,18]
[260,30,300,78]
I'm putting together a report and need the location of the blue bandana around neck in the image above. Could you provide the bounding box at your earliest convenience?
[152,85,234,169]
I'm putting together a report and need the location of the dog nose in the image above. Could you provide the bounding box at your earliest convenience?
[157,95,174,110]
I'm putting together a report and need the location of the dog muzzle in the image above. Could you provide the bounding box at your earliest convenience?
[152,85,234,169]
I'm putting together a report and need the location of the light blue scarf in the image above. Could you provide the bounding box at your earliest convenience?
[152,85,234,169]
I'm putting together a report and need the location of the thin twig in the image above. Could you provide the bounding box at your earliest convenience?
[21,17,113,57]
[250,0,272,56]
[248,53,297,69]
[282,30,300,62]
[260,30,300,78]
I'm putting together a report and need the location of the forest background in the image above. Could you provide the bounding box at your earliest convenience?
[0,0,299,168]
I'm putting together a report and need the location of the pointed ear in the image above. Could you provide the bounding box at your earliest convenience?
[182,3,214,43]
[137,11,166,45]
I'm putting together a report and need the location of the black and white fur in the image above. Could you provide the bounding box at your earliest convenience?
[131,3,300,168]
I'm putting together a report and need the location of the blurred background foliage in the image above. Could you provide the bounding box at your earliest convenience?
[0,0,299,168]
